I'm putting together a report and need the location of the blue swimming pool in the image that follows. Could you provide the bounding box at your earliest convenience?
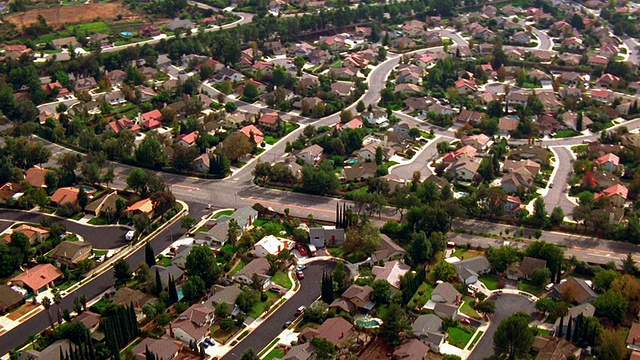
[121,31,132,36]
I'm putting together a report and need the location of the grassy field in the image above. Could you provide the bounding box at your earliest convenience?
[479,274,499,290]
[67,21,110,33]
[272,271,292,289]
[263,135,278,145]
[447,326,474,348]
[109,21,145,34]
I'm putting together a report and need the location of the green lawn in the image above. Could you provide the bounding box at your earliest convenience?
[263,136,278,145]
[70,213,84,220]
[447,326,474,348]
[88,215,109,225]
[93,250,107,256]
[67,21,110,34]
[518,280,542,295]
[263,348,285,360]
[407,282,434,309]
[283,122,299,134]
[460,296,481,319]
[469,331,484,349]
[230,260,245,276]
[554,129,580,138]
[253,219,268,227]
[537,328,553,336]
[479,274,499,290]
[272,271,292,289]
[214,210,234,218]
[156,255,171,267]
[248,291,279,319]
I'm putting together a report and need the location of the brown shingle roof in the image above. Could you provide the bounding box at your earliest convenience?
[25,167,52,188]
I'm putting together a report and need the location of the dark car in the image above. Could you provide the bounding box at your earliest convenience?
[283,320,293,329]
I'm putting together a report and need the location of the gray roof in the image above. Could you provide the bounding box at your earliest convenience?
[309,227,344,241]
[207,285,242,308]
[521,256,547,277]
[21,339,74,360]
[48,240,92,263]
[217,206,258,229]
[434,302,458,319]
[412,314,443,336]
[432,282,461,304]
[554,303,595,328]
[170,245,193,269]
[454,256,491,280]
[150,265,184,287]
[283,342,315,360]
[166,18,195,30]
[233,257,270,280]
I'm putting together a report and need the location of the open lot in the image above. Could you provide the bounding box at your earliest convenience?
[6,2,137,28]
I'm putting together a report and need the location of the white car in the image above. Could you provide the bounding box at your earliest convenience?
[125,230,135,241]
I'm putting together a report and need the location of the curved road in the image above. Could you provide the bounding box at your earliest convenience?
[0,210,132,249]
[468,293,538,360]
[220,260,337,360]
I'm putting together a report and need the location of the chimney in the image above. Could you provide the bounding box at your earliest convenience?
[456,294,460,305]
[169,323,174,338]
[340,332,344,339]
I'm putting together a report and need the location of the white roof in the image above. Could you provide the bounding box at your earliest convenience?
[254,235,293,256]
[445,257,460,263]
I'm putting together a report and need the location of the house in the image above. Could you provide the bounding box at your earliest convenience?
[10,263,63,294]
[434,302,459,319]
[553,303,595,334]
[1,224,50,245]
[170,245,194,270]
[455,110,486,125]
[595,153,620,173]
[112,287,156,310]
[442,145,477,165]
[217,206,258,230]
[309,226,344,248]
[20,339,75,360]
[126,198,154,217]
[371,234,407,262]
[308,48,330,65]
[175,131,199,148]
[72,310,102,334]
[329,284,375,312]
[505,48,524,61]
[561,111,592,130]
[501,169,534,193]
[588,55,609,66]
[211,67,243,83]
[337,118,363,132]
[256,112,279,130]
[0,285,24,314]
[0,182,25,204]
[503,196,524,215]
[341,162,378,182]
[166,17,195,31]
[48,241,92,266]
[192,153,210,173]
[394,83,424,96]
[140,109,163,129]
[298,317,354,347]
[595,73,620,89]
[461,134,492,152]
[329,67,358,80]
[51,186,80,207]
[51,36,78,49]
[431,282,462,304]
[239,125,264,144]
[282,343,316,360]
[562,37,584,50]
[331,81,354,98]
[454,256,491,284]
[498,117,519,136]
[168,303,214,344]
[150,265,184,288]
[372,260,410,288]
[233,257,271,288]
[393,339,430,360]
[25,167,52,188]
[510,145,549,165]
[297,144,324,165]
[595,183,628,207]
[391,36,416,49]
[454,78,477,96]
[533,336,581,360]
[106,117,140,134]
[358,142,382,162]
[553,278,597,304]
[205,285,242,316]
[528,69,553,86]
[447,157,480,182]
[104,90,126,107]
[559,72,585,86]
[136,86,157,103]
[131,338,179,360]
[512,31,532,44]
[591,89,613,103]
[139,24,162,38]
[503,159,540,177]
[192,220,229,249]
[600,43,620,59]
[361,109,388,127]
[74,77,97,92]
[2,44,31,59]
[253,235,294,257]
[106,69,127,85]
[412,314,446,352]
[42,81,69,97]
[89,33,110,47]
[507,256,547,280]
[628,323,640,351]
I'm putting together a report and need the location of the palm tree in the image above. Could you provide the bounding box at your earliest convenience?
[41,297,55,330]
[53,292,63,324]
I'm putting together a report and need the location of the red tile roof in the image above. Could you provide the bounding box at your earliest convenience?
[258,112,279,125]
[126,198,154,214]
[51,187,80,205]
[596,183,628,200]
[239,125,264,144]
[25,167,52,188]
[11,263,63,291]
[595,153,620,166]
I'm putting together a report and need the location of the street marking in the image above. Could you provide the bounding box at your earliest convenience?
[171,184,200,191]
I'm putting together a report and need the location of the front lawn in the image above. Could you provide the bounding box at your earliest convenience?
[327,246,367,263]
[460,296,481,319]
[272,271,292,289]
[264,136,278,145]
[447,326,474,348]
[156,255,172,267]
[451,248,485,260]
[407,282,434,309]
[479,274,499,290]
[88,215,110,225]
[263,348,285,360]
[214,210,234,218]
[518,280,542,295]
[248,292,279,319]
[469,330,484,349]
[210,323,241,344]
[554,129,580,138]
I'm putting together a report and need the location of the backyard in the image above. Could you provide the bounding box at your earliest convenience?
[407,282,434,309]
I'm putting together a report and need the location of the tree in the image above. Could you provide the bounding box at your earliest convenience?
[182,275,206,302]
[525,241,564,283]
[431,261,457,282]
[531,197,548,228]
[566,316,573,341]
[150,190,176,216]
[310,337,336,360]
[215,302,229,318]
[42,296,55,330]
[185,245,221,287]
[408,231,433,264]
[593,269,620,292]
[622,253,638,275]
[181,215,196,231]
[344,223,381,256]
[339,109,353,123]
[126,168,148,195]
[493,312,536,360]
[475,300,496,317]
[379,303,411,345]
[239,349,259,360]
[113,259,132,287]
[594,290,628,325]
[598,329,628,360]
[243,82,259,101]
[321,271,334,303]
[356,101,365,112]
[103,165,115,188]
[530,267,551,286]
[77,188,89,211]
[487,245,520,273]
[371,279,393,304]
[220,132,253,162]
[154,268,163,295]
[144,242,155,268]
[550,207,565,226]
[135,136,168,169]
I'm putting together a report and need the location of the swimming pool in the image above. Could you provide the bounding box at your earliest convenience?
[75,185,96,194]
[120,31,132,36]
[346,158,358,164]
[356,318,383,328]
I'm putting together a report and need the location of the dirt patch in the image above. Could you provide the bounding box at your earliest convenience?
[358,336,391,360]
[5,2,138,29]
[6,302,39,320]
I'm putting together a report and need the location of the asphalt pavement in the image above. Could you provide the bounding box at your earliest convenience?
[468,293,538,360]
[0,209,132,249]
[220,260,336,360]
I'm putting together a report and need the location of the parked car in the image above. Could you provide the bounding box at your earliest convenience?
[125,230,135,241]
[206,338,215,345]
[296,306,306,316]
[200,342,209,348]
[460,318,471,325]
[283,320,292,329]
[297,271,305,279]
[297,244,308,257]
[296,264,307,271]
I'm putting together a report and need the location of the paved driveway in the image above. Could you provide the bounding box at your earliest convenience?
[468,293,538,360]
[0,210,132,249]
[220,260,337,360]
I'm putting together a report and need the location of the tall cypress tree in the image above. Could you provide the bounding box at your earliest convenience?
[565,316,572,341]
[145,242,155,267]
[129,304,139,337]
[558,316,564,338]
[168,275,179,304]
[155,269,163,296]
[572,314,582,343]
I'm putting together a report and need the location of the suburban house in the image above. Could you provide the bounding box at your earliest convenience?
[72,310,102,334]
[25,167,51,188]
[253,235,294,257]
[341,162,378,182]
[0,182,25,204]
[175,131,199,148]
[442,145,477,164]
[112,287,156,311]
[360,109,388,127]
[595,183,628,207]
[168,303,214,344]
[371,234,407,262]
[454,256,491,284]
[85,191,125,217]
[1,224,50,245]
[372,260,410,289]
[233,257,271,289]
[282,343,316,360]
[446,157,480,182]
[501,169,535,193]
[139,24,162,38]
[51,187,80,206]
[309,226,344,248]
[205,285,242,316]
[170,245,194,269]
[239,125,264,144]
[106,117,141,134]
[431,282,462,304]
[48,241,93,266]
[194,221,229,249]
[0,285,24,314]
[131,338,179,360]
[193,154,210,173]
[258,112,280,130]
[296,144,324,165]
[329,284,375,313]
[553,278,597,304]
[533,336,581,360]
[20,340,76,360]
[126,198,154,218]
[627,322,640,351]
[298,317,355,348]
[594,153,620,173]
[412,314,447,352]
[461,134,493,152]
[336,118,363,132]
[506,256,547,281]
[217,206,258,230]
[393,339,430,360]
[554,303,595,335]
[10,263,63,294]
[510,145,549,165]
